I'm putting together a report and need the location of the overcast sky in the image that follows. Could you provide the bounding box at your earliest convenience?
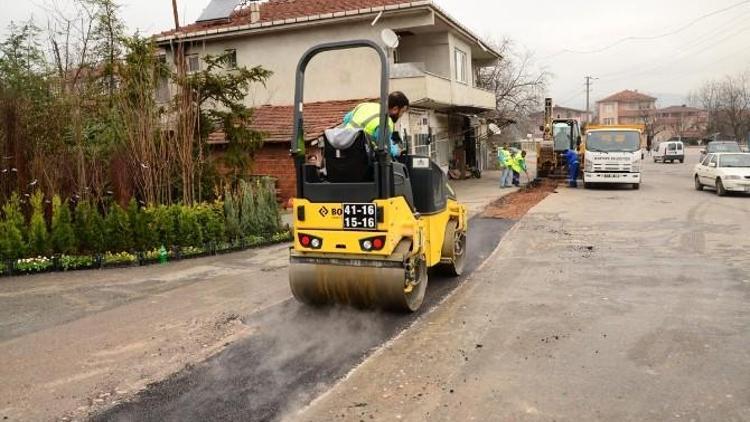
[2,0,749,109]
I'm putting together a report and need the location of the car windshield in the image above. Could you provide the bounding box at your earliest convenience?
[708,143,741,153]
[586,131,641,152]
[719,154,750,168]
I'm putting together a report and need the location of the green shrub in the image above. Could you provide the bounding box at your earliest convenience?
[196,202,225,245]
[0,221,25,260]
[238,180,260,237]
[51,195,77,255]
[103,251,137,266]
[27,191,49,256]
[15,256,53,273]
[177,205,203,247]
[60,255,95,271]
[129,199,154,251]
[256,179,281,235]
[224,187,241,241]
[2,193,27,243]
[149,205,176,248]
[105,203,133,252]
[75,200,106,254]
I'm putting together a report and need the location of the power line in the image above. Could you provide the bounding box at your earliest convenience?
[540,0,750,60]
[600,22,750,83]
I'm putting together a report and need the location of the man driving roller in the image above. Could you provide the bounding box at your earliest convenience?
[343,91,410,157]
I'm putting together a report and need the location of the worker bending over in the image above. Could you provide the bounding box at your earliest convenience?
[343,91,410,157]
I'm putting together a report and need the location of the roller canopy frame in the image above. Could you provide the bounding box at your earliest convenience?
[291,40,392,200]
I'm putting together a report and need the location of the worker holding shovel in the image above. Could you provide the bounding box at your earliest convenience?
[510,150,528,187]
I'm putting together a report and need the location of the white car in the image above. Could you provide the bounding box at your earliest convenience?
[694,153,750,196]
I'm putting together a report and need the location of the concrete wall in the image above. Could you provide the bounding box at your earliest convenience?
[396,32,450,78]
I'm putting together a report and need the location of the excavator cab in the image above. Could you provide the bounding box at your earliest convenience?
[288,40,468,312]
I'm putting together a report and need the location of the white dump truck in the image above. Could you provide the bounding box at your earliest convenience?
[582,124,645,190]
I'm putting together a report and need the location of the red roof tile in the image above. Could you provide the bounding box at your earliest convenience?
[207,98,366,144]
[598,90,657,104]
[164,0,408,36]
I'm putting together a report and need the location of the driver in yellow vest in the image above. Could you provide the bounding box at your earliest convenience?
[343,91,410,157]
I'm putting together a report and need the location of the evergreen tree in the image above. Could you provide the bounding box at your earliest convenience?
[27,191,49,256]
[257,179,281,234]
[224,187,241,242]
[51,195,77,254]
[104,203,132,252]
[2,193,27,256]
[238,180,259,237]
[0,221,24,260]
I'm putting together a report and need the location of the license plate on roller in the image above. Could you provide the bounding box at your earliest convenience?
[342,203,377,230]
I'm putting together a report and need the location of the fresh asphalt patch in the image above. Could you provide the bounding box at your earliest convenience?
[92,217,514,422]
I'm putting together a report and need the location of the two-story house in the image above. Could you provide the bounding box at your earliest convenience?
[156,0,501,202]
[597,90,657,125]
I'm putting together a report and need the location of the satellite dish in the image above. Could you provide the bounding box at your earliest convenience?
[381,29,399,49]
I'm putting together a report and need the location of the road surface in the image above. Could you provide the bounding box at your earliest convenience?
[297,147,750,421]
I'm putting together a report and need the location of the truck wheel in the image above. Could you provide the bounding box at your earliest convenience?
[633,183,640,190]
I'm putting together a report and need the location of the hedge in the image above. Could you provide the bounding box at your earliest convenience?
[0,178,289,277]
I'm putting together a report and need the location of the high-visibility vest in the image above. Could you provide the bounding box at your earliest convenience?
[345,103,394,143]
[497,149,511,166]
[510,152,525,172]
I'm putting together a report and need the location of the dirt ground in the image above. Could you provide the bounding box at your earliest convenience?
[483,179,559,220]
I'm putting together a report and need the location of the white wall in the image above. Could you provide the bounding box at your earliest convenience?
[162,12,436,107]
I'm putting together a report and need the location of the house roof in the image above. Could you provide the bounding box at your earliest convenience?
[158,0,501,58]
[597,90,657,104]
[656,105,705,114]
[207,98,364,145]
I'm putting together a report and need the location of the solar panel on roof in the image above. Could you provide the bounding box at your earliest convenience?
[197,0,241,22]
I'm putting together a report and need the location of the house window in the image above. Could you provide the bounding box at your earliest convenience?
[187,54,200,72]
[604,104,614,113]
[225,49,237,68]
[454,48,468,83]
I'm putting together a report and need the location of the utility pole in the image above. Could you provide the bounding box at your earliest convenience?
[585,76,598,123]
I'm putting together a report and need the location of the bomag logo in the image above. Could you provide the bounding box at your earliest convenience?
[319,206,343,218]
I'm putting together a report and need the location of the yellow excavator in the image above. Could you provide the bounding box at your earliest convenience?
[537,98,582,178]
[288,40,468,312]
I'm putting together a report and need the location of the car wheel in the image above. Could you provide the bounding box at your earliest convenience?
[679,159,684,164]
[716,178,727,197]
[694,175,703,191]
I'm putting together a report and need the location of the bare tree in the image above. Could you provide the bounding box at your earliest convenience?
[475,39,550,123]
[690,71,750,141]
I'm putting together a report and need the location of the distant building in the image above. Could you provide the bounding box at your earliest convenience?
[596,90,657,125]
[653,105,709,143]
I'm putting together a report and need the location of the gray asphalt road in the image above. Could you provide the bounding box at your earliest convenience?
[93,217,515,422]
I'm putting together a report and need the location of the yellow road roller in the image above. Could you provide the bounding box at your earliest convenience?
[288,40,468,312]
